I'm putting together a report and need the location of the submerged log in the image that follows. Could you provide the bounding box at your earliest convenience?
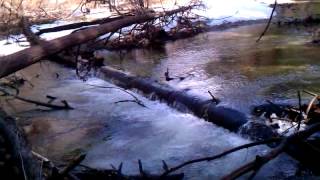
[99,66,247,132]
[0,6,195,79]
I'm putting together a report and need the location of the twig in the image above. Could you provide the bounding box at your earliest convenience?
[297,90,302,130]
[0,87,73,110]
[59,154,86,177]
[114,100,146,108]
[87,84,147,108]
[138,159,148,177]
[280,123,297,136]
[161,138,281,177]
[304,90,319,121]
[208,90,220,104]
[222,123,320,180]
[256,0,277,42]
[303,90,318,97]
[117,162,123,176]
[75,45,81,78]
[32,151,84,179]
[32,151,50,163]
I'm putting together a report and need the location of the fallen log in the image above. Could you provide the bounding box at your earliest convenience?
[99,66,247,132]
[0,5,195,79]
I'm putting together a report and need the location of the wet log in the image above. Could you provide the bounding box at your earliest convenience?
[99,66,247,132]
[0,6,194,79]
[0,109,41,180]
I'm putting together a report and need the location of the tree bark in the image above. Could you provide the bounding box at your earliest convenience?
[99,66,248,132]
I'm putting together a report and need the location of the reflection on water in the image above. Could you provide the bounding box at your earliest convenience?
[102,23,320,113]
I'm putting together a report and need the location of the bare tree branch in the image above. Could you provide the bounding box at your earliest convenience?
[256,0,277,42]
[161,138,281,177]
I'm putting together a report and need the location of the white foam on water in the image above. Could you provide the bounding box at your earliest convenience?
[63,79,296,179]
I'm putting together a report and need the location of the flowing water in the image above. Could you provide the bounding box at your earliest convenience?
[1,1,320,179]
[101,23,320,113]
[1,61,298,179]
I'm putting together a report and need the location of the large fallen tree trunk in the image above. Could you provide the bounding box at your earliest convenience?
[0,6,194,79]
[99,66,248,132]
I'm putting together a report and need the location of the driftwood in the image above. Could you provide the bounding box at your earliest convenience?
[0,5,196,79]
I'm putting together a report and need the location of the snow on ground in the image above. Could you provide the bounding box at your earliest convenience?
[0,36,30,56]
[200,0,272,25]
[0,0,274,56]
